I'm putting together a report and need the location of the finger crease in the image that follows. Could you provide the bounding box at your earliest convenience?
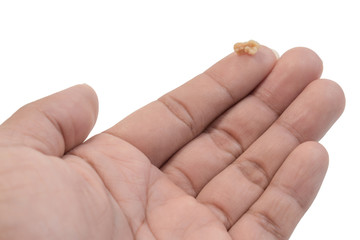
[247,209,286,240]
[158,95,197,137]
[206,127,243,160]
[203,70,237,103]
[252,88,282,116]
[37,108,66,154]
[168,164,197,196]
[234,157,270,190]
[276,120,304,144]
[274,184,307,211]
[203,202,232,230]
[39,108,63,134]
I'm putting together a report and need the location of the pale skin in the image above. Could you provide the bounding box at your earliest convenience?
[0,46,345,240]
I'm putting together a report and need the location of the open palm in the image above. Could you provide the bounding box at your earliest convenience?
[0,47,345,240]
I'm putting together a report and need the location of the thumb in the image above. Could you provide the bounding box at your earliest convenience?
[0,84,98,156]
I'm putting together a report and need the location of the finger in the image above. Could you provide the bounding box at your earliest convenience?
[162,47,323,196]
[0,84,98,156]
[196,79,345,229]
[106,47,277,167]
[229,142,328,239]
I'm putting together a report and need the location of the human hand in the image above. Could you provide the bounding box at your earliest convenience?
[0,46,345,239]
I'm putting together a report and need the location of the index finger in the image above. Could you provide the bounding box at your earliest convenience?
[106,46,278,167]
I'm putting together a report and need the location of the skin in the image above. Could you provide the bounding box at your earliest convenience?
[0,46,345,240]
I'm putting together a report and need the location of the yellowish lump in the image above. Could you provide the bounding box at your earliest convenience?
[234,40,260,55]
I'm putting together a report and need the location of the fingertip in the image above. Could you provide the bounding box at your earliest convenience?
[44,84,100,152]
[230,43,278,66]
[282,47,323,80]
[80,83,98,101]
[73,84,99,113]
[307,79,346,121]
[319,79,346,115]
[62,84,99,128]
[271,48,280,60]
[291,141,329,175]
[257,45,280,63]
[299,141,329,163]
[81,84,99,122]
[258,44,279,60]
[0,84,100,156]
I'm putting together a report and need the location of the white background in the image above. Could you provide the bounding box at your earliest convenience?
[0,1,358,239]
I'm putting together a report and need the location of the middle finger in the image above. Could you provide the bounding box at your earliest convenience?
[162,47,323,196]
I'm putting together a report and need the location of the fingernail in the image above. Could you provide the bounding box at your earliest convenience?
[271,49,280,59]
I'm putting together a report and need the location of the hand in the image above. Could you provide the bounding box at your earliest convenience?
[0,47,345,240]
